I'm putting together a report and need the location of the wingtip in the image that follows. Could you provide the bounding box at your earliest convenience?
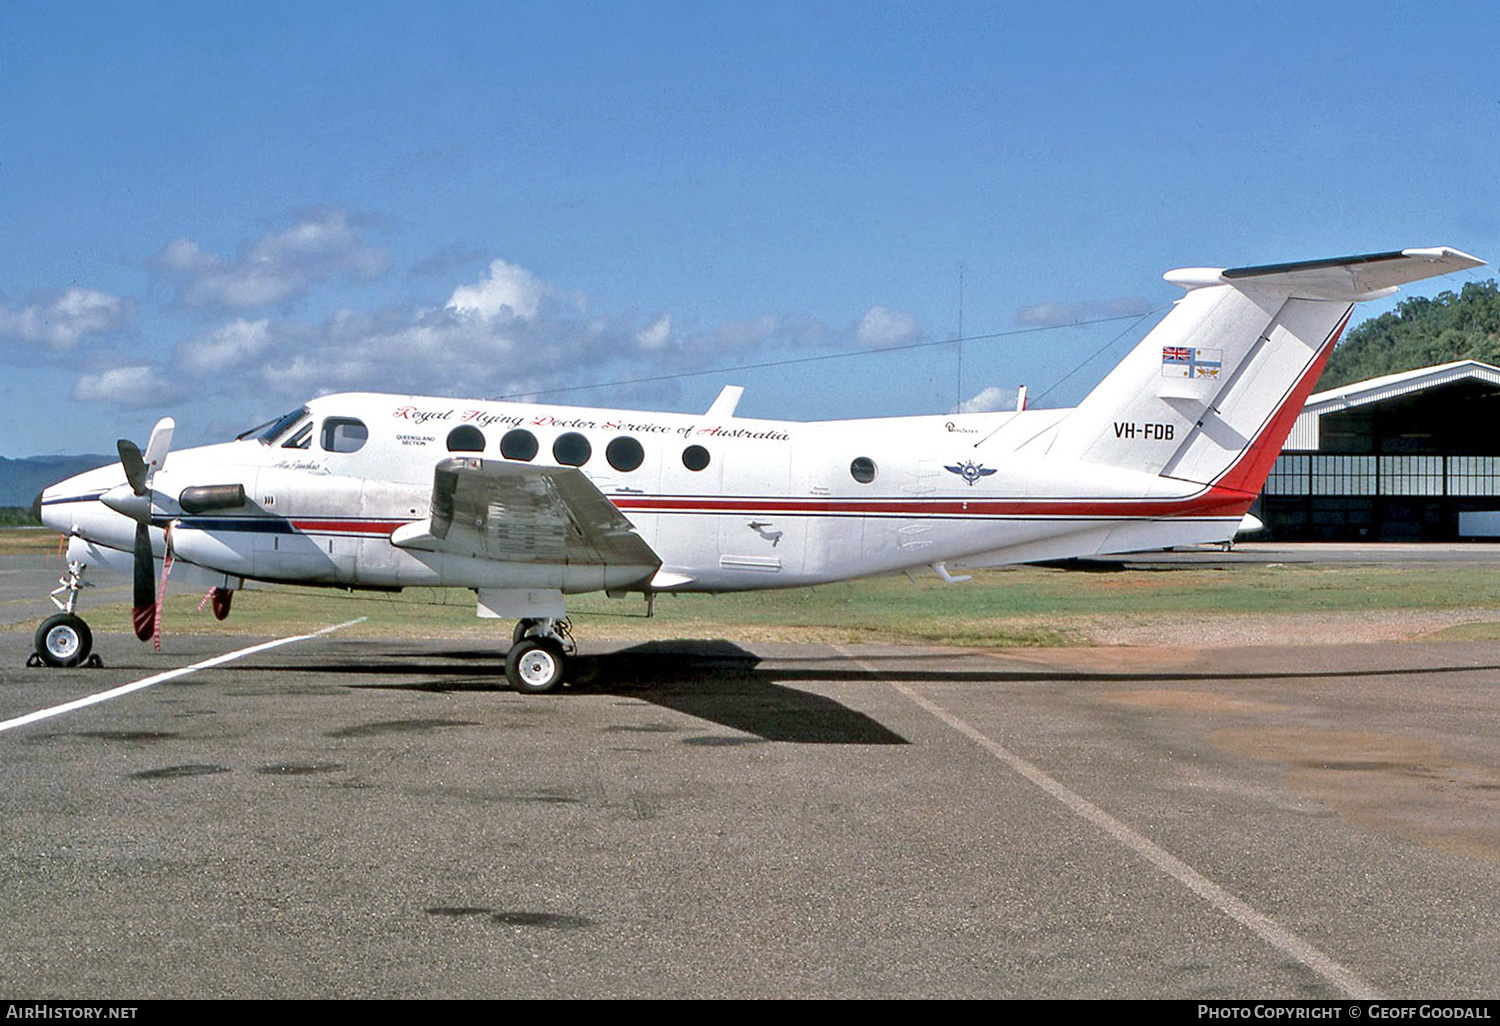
[1401,246,1486,269]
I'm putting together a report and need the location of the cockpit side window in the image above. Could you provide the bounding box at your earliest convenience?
[282,422,312,449]
[320,417,369,454]
[240,407,311,446]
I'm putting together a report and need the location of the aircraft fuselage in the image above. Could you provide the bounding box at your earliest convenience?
[40,391,1245,597]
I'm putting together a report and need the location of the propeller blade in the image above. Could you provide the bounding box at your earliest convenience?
[118,440,149,496]
[143,417,174,476]
[131,522,155,642]
[118,417,172,500]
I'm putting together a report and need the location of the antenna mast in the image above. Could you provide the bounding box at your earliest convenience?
[956,262,964,410]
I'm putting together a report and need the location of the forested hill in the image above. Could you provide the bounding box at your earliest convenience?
[1319,280,1500,390]
[0,455,112,507]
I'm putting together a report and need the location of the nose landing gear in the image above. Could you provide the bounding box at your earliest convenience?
[28,560,103,668]
[33,613,92,668]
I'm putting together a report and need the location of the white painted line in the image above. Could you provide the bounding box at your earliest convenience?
[2,617,366,735]
[835,645,1383,1001]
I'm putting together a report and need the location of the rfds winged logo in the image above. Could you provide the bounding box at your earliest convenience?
[944,460,998,486]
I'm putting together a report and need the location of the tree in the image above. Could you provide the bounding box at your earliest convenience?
[1320,281,1500,389]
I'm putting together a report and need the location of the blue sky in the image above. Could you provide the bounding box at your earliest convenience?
[1,1,1496,455]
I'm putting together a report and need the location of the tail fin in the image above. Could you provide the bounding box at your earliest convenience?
[1042,247,1484,492]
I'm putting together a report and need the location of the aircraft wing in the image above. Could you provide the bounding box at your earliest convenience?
[390,457,661,577]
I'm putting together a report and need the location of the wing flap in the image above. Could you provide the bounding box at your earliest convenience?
[392,458,660,580]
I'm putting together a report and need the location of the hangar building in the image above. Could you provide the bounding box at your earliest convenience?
[1259,360,1500,540]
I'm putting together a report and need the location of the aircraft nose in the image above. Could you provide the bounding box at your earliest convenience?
[31,490,42,525]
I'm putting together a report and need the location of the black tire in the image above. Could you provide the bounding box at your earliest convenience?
[512,618,540,646]
[505,637,566,694]
[34,613,92,668]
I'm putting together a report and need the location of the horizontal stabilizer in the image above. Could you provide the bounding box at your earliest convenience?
[1165,247,1484,301]
[1046,245,1483,489]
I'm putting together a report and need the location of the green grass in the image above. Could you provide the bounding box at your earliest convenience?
[0,526,61,554]
[608,561,1500,645]
[1422,621,1500,641]
[11,526,1500,647]
[24,547,1500,649]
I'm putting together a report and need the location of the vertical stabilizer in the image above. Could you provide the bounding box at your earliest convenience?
[1044,247,1483,491]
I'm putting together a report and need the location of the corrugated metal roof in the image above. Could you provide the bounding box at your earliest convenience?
[1306,360,1500,412]
[1283,360,1500,452]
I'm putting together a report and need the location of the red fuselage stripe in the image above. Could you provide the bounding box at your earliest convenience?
[289,519,405,535]
[611,489,1252,519]
[281,487,1249,538]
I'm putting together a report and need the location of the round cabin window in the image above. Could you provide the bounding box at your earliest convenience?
[500,429,539,461]
[606,436,645,472]
[553,432,592,467]
[446,425,485,452]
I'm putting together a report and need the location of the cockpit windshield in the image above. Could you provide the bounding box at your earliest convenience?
[236,407,311,446]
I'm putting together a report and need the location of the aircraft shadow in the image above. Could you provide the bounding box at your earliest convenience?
[249,639,907,745]
[229,639,1500,745]
[573,640,907,745]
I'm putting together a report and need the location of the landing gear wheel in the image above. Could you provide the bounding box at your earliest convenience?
[506,637,566,694]
[34,613,92,668]
[512,618,540,645]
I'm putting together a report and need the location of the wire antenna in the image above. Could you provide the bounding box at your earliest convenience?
[494,310,1162,403]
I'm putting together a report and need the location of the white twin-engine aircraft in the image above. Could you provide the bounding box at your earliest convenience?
[34,247,1483,691]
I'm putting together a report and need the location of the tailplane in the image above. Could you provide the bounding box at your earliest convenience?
[1041,247,1484,494]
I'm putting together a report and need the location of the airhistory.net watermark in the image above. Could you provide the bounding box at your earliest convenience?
[5,1007,137,1020]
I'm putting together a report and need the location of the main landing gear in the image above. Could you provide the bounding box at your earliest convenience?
[29,560,102,668]
[506,617,574,694]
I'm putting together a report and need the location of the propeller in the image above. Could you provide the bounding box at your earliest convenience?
[106,419,247,647]
[103,419,174,642]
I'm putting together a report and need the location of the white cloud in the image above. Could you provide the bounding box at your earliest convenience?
[635,314,671,351]
[152,210,388,311]
[176,319,273,376]
[71,364,176,405]
[110,253,909,413]
[953,385,1019,414]
[258,354,328,398]
[153,238,217,274]
[856,305,918,347]
[1016,296,1152,327]
[0,288,133,350]
[446,259,546,321]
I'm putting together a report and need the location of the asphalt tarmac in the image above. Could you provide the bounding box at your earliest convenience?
[2,553,1499,998]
